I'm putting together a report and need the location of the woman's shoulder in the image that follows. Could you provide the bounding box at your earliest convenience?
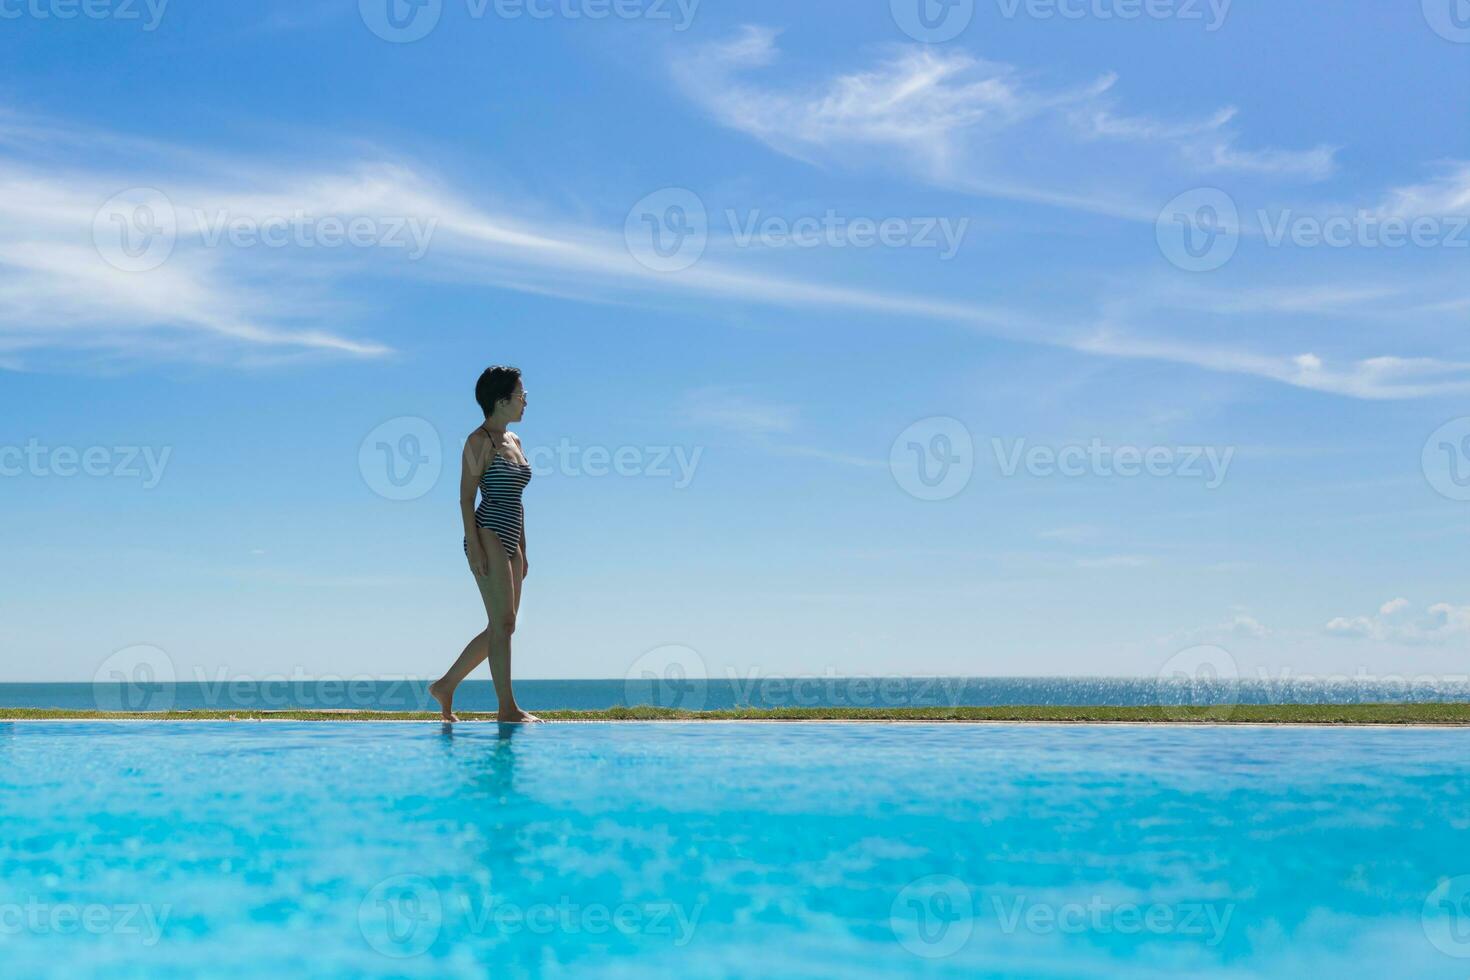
[464,427,493,457]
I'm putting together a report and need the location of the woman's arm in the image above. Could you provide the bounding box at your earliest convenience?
[511,432,528,566]
[462,432,488,575]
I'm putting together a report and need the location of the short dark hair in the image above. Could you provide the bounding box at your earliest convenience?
[475,365,522,417]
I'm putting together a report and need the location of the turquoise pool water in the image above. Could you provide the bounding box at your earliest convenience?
[2,722,1468,978]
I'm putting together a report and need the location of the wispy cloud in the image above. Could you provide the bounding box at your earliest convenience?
[2,108,1463,401]
[679,387,884,468]
[671,27,1337,220]
[1162,611,1272,646]
[1374,164,1470,219]
[682,387,798,434]
[1075,555,1153,569]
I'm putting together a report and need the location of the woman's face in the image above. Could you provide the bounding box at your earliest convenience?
[508,383,527,421]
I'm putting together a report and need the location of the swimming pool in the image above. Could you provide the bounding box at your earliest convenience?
[2,722,1467,977]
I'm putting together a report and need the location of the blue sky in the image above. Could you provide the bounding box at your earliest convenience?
[0,0,1467,685]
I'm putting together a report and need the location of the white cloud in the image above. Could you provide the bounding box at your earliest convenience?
[682,387,797,434]
[1325,599,1470,645]
[1164,612,1272,646]
[1075,555,1152,569]
[1374,164,1470,218]
[672,28,1337,220]
[1,108,1462,402]
[679,386,885,468]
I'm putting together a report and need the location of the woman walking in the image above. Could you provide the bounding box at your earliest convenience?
[430,366,540,723]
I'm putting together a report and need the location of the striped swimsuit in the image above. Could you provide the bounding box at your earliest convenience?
[464,431,533,561]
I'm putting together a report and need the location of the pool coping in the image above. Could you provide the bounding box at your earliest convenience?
[5,704,1470,725]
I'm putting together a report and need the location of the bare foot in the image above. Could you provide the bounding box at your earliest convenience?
[428,679,458,723]
[497,708,541,723]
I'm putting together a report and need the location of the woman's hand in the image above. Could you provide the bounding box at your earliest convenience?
[466,538,489,578]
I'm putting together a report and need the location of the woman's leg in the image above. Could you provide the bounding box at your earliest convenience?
[429,529,528,722]
[429,627,489,722]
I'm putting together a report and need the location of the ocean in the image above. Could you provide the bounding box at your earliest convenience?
[4,676,1469,713]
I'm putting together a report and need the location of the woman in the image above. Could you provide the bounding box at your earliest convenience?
[429,366,540,723]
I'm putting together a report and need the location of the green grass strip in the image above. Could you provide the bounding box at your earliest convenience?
[2,704,1470,724]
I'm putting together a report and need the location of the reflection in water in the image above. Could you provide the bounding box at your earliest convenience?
[439,720,528,803]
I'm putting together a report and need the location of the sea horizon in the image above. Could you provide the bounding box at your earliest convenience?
[7,676,1469,714]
